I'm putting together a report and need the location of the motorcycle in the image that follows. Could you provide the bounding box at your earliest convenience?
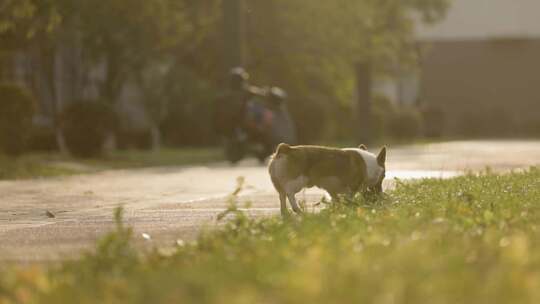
[222,87,296,164]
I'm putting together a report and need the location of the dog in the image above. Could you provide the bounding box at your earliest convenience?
[268,143,386,216]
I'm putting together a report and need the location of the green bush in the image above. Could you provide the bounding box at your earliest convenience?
[371,96,425,141]
[162,97,218,147]
[420,104,446,138]
[160,69,220,147]
[388,106,424,140]
[289,96,327,143]
[27,126,58,152]
[117,129,153,150]
[524,118,540,137]
[60,101,117,158]
[0,83,35,156]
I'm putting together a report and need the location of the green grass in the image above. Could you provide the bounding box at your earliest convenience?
[0,148,224,180]
[80,148,224,169]
[2,168,540,303]
[0,154,80,180]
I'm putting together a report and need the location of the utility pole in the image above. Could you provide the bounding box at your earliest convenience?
[223,0,246,71]
[355,62,373,144]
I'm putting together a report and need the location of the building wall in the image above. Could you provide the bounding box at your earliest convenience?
[373,70,420,106]
[420,38,540,136]
[417,0,540,40]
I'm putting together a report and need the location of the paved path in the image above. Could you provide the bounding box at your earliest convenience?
[0,140,539,263]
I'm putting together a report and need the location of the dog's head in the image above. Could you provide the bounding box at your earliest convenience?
[346,145,387,193]
[370,146,386,193]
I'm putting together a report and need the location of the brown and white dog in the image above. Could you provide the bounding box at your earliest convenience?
[268,143,386,216]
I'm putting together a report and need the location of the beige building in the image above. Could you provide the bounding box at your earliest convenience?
[381,0,540,136]
[420,0,540,136]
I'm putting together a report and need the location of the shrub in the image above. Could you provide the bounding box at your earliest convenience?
[370,96,425,141]
[0,83,35,156]
[117,129,153,150]
[388,106,424,140]
[420,104,446,138]
[523,118,540,137]
[27,126,58,152]
[160,69,220,147]
[289,96,326,143]
[60,101,117,158]
[162,97,218,147]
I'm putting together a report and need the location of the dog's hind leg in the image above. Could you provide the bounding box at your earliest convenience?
[279,191,289,217]
[287,193,303,214]
[283,175,307,214]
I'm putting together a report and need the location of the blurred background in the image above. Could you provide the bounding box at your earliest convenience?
[1,0,539,160]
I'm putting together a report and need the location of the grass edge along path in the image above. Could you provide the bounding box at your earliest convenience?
[0,148,224,180]
[1,167,540,303]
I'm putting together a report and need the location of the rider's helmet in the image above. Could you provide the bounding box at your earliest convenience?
[229,67,249,90]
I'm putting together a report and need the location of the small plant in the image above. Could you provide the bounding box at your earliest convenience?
[0,83,35,156]
[60,101,117,158]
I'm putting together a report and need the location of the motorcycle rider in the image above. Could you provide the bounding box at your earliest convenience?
[266,87,296,146]
[214,67,296,163]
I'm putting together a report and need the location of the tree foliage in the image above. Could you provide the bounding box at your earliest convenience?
[0,0,449,144]
[0,0,61,51]
[60,101,117,157]
[243,0,449,141]
[0,83,35,156]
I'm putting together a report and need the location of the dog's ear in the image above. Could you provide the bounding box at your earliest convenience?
[358,144,368,151]
[377,146,386,166]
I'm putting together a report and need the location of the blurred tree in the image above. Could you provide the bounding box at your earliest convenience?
[69,0,189,102]
[136,61,171,151]
[1,0,449,148]
[74,0,224,149]
[60,101,117,157]
[1,0,221,149]
[244,0,449,142]
[0,83,35,156]
[0,0,61,49]
[0,0,65,151]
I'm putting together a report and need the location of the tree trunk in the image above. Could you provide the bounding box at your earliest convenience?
[150,123,161,152]
[355,62,373,144]
[55,129,68,154]
[223,0,246,71]
[103,132,117,152]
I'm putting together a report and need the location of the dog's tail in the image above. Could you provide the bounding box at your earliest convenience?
[275,143,292,155]
[269,143,292,163]
[269,143,292,194]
